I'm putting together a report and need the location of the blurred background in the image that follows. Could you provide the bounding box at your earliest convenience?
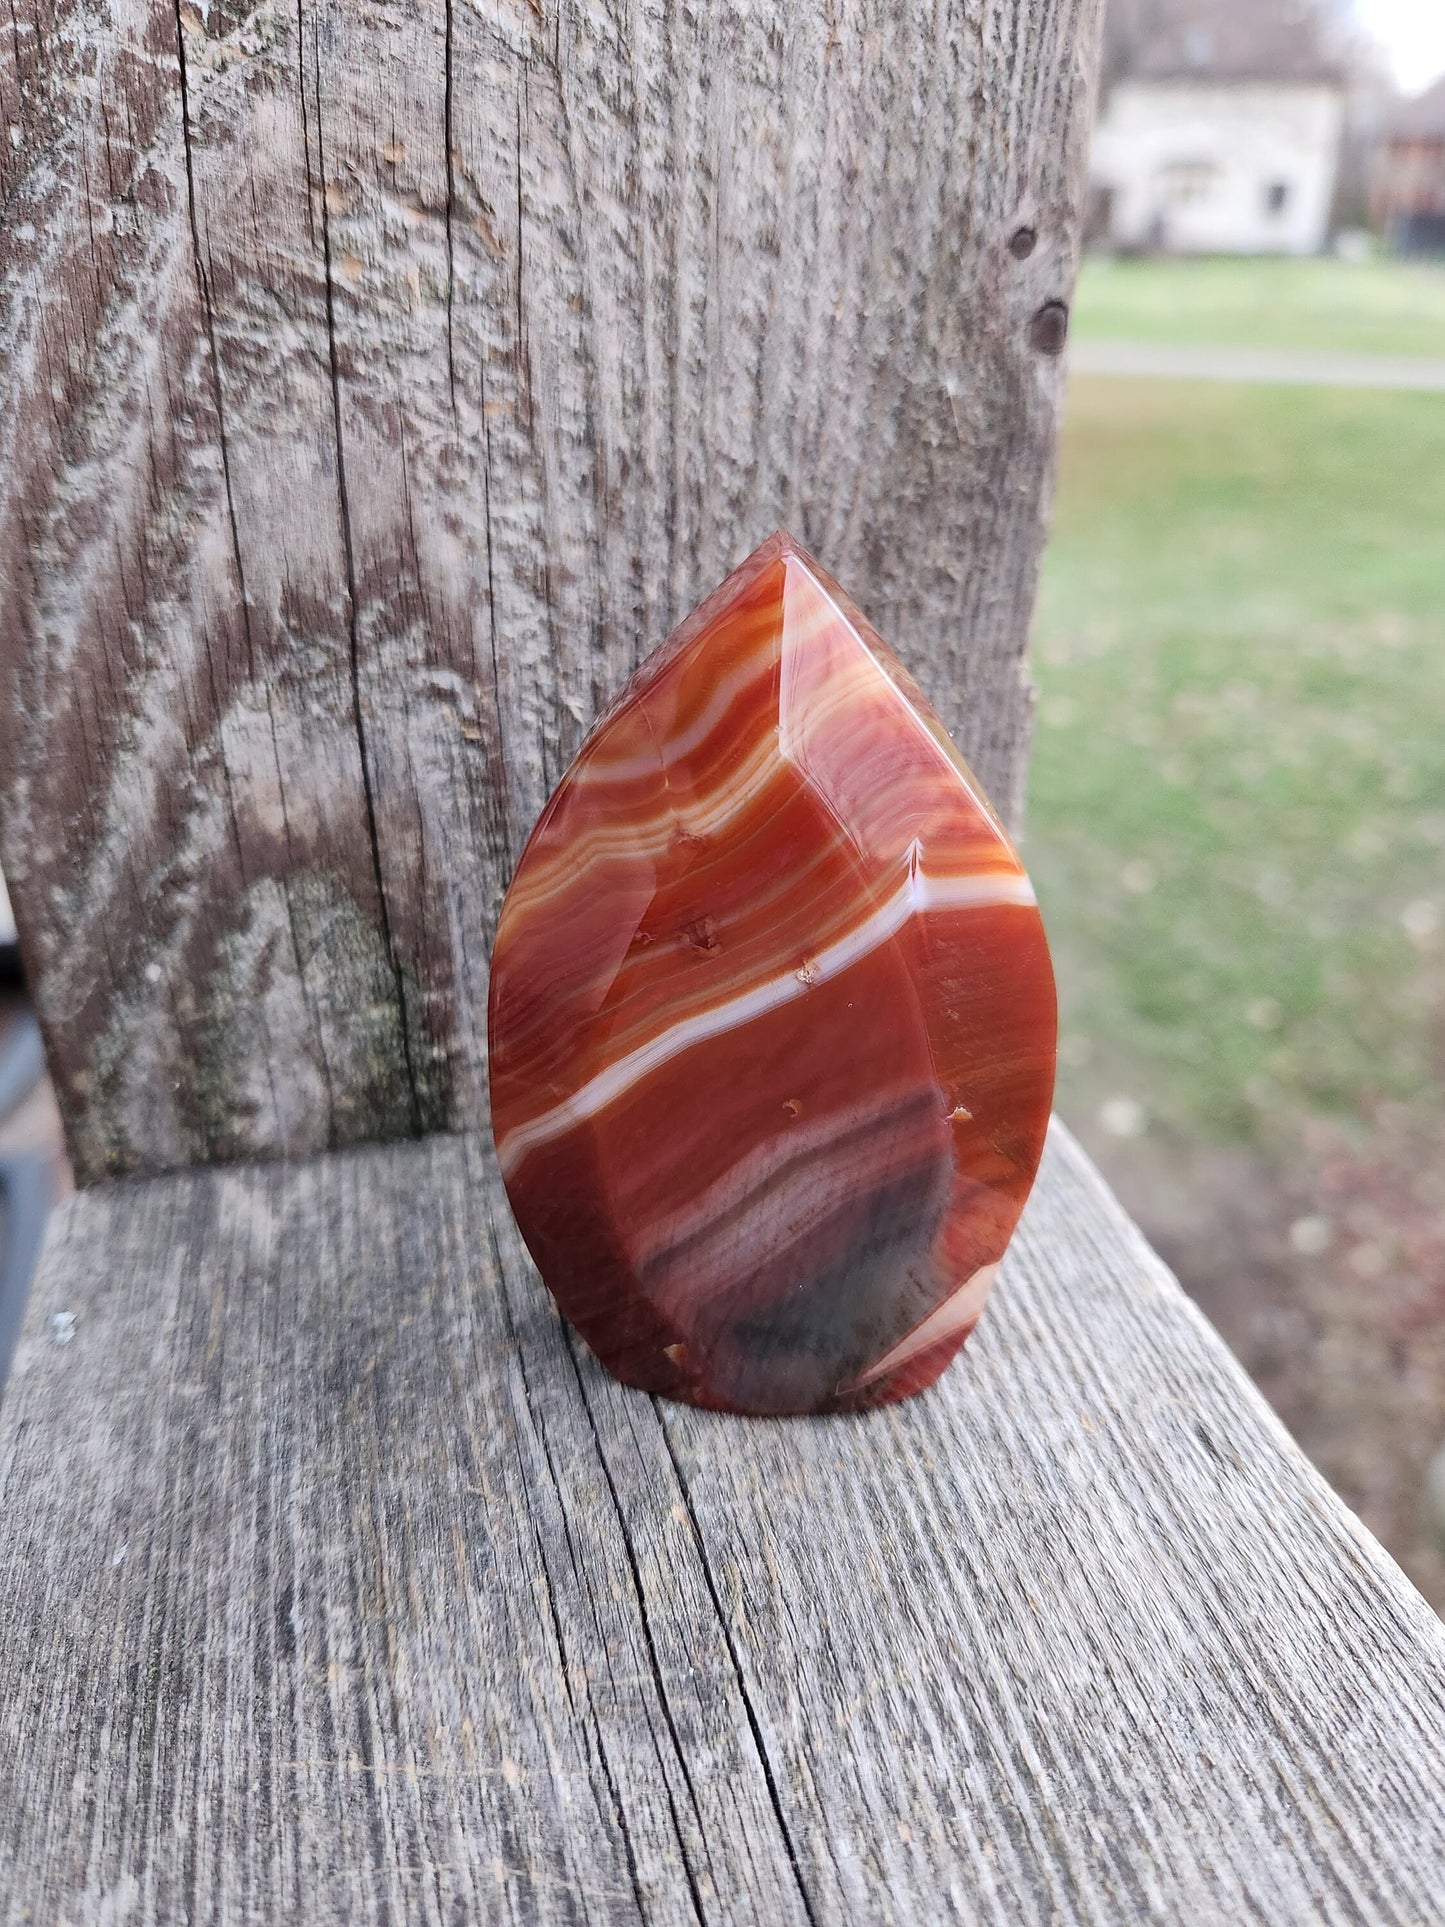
[0,0,1442,1595]
[1026,0,1445,1605]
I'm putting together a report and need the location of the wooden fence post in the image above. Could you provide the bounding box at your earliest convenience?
[1,0,1100,1182]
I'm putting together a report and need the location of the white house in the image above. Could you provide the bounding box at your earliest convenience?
[1089,9,1346,255]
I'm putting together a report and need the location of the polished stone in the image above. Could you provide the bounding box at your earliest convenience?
[488,533,1056,1414]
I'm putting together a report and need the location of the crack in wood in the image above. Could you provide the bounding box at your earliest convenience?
[655,1405,821,1927]
[309,16,424,1138]
[566,1338,712,1926]
[174,0,322,1154]
[443,0,458,414]
[486,1216,668,1922]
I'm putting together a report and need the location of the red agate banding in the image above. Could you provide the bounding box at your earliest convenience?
[487,531,1057,1415]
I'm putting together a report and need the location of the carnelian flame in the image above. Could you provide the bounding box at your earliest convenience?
[488,532,1056,1414]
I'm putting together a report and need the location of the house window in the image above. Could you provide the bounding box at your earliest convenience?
[1157,160,1218,206]
[1265,180,1290,215]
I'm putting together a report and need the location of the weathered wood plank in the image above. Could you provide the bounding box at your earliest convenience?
[3,1123,1442,1923]
[0,0,1101,1180]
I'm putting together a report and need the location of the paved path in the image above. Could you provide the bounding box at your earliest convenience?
[1069,337,1445,392]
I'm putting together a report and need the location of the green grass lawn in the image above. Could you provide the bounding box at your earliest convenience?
[1026,375,1445,1150]
[1072,255,1445,359]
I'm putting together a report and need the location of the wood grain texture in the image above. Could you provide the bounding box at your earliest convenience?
[2,1122,1442,1924]
[0,0,1101,1181]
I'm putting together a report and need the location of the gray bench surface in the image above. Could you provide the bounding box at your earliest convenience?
[3,1122,1443,1924]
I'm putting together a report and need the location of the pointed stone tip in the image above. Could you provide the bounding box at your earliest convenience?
[713,529,801,582]
[756,527,814,569]
[740,528,842,604]
[619,531,845,730]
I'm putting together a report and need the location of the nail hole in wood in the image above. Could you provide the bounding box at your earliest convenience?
[1029,300,1068,355]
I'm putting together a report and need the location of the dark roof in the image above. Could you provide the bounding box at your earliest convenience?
[1111,0,1344,87]
[1386,76,1445,140]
